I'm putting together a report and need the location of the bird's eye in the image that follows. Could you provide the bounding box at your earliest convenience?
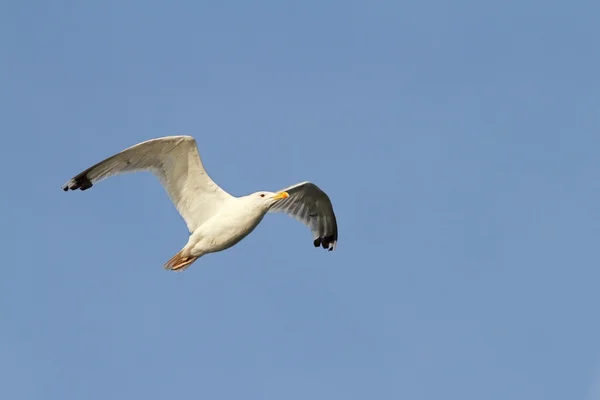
[260,194,265,198]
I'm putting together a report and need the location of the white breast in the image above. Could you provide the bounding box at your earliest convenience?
[186,198,268,256]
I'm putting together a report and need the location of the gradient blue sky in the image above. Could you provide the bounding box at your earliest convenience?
[2,0,600,399]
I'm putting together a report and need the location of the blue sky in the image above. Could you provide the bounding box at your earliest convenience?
[1,0,600,399]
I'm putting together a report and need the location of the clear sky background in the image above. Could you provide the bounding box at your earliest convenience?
[1,0,599,399]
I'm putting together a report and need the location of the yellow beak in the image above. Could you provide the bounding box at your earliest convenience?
[272,191,290,200]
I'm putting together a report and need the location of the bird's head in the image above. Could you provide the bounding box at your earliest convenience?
[247,190,290,210]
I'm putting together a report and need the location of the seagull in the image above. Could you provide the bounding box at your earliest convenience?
[62,135,338,271]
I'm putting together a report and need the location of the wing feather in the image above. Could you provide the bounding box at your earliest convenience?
[61,135,233,232]
[269,181,338,251]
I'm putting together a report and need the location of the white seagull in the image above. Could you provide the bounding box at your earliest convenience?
[62,135,338,271]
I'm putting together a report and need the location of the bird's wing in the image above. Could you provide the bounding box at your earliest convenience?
[268,181,338,251]
[62,135,233,232]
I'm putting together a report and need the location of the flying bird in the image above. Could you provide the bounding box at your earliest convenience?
[61,135,338,271]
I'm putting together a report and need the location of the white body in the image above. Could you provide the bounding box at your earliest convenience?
[184,196,269,258]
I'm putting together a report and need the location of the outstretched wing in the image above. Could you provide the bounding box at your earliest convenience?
[269,181,338,251]
[62,135,233,232]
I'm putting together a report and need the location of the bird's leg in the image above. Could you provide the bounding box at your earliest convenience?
[164,250,199,272]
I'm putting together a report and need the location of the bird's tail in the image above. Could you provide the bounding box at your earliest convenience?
[164,250,199,272]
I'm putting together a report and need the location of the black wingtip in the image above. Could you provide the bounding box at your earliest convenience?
[313,236,336,251]
[62,175,93,192]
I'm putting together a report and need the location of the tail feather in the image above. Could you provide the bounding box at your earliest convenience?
[164,250,199,272]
